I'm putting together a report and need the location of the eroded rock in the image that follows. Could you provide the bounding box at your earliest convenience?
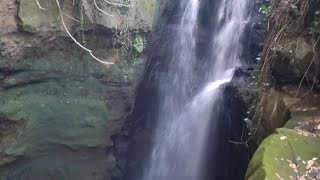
[271,39,319,84]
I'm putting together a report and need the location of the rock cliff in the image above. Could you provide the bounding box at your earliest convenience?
[0,0,155,179]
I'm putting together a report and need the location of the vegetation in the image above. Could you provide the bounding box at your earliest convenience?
[245,1,320,179]
[34,0,142,65]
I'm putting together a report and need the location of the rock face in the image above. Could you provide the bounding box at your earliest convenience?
[0,0,155,179]
[17,0,155,32]
[244,0,320,179]
[271,39,318,84]
[0,0,18,35]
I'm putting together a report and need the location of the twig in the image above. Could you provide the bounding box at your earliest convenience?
[229,140,248,145]
[35,0,46,10]
[229,140,249,148]
[94,0,114,17]
[62,12,80,22]
[55,0,114,65]
[104,0,130,7]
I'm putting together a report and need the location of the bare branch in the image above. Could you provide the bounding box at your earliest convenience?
[62,12,80,22]
[55,0,114,65]
[94,0,114,17]
[35,0,46,10]
[104,0,130,7]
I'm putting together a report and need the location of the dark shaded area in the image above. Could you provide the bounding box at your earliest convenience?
[202,78,250,180]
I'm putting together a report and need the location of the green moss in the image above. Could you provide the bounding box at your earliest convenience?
[0,48,145,154]
[246,128,320,180]
[1,93,112,154]
[133,35,144,53]
[139,0,155,18]
[0,96,27,121]
[137,0,156,26]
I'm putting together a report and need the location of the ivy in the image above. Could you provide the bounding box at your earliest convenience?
[259,5,271,15]
[133,35,144,53]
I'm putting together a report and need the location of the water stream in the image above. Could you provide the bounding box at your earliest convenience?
[142,0,249,179]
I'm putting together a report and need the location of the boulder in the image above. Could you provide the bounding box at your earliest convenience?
[246,128,320,180]
[271,39,319,84]
[246,87,320,180]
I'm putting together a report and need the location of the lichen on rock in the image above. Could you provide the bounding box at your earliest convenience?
[246,128,320,180]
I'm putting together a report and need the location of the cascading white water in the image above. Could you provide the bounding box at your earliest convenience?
[210,0,249,80]
[142,0,249,179]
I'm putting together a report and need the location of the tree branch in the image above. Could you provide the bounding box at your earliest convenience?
[94,0,114,17]
[55,0,114,65]
[35,0,46,10]
[104,0,130,7]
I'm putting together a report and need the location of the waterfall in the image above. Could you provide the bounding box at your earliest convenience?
[141,0,249,179]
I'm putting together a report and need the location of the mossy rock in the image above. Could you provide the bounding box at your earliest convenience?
[271,39,318,84]
[81,0,155,30]
[138,0,156,27]
[0,37,146,179]
[246,128,320,180]
[18,0,60,32]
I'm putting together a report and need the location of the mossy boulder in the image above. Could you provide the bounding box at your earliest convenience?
[246,128,320,180]
[271,39,318,84]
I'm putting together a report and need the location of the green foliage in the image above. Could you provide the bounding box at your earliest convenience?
[259,5,271,15]
[309,10,320,36]
[133,35,144,53]
[121,34,145,66]
[259,0,277,17]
